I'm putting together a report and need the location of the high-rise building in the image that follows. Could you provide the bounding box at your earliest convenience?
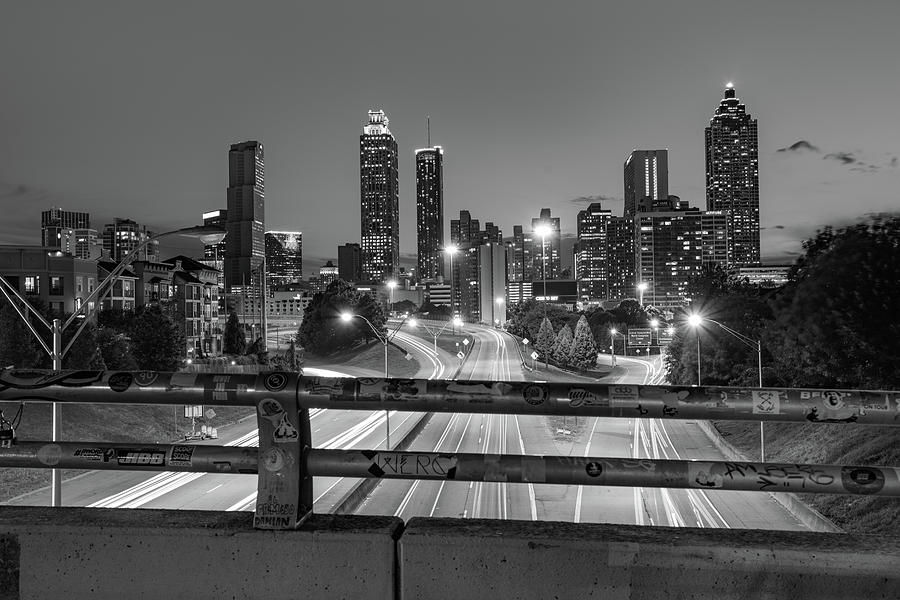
[102,218,158,263]
[450,210,480,246]
[202,209,228,261]
[360,110,400,283]
[531,208,561,281]
[574,202,613,301]
[225,141,265,293]
[635,209,729,309]
[318,261,339,291]
[508,226,526,283]
[456,242,507,324]
[265,231,303,288]
[41,208,90,247]
[606,217,636,302]
[705,83,760,266]
[338,243,362,282]
[415,146,444,281]
[624,150,669,217]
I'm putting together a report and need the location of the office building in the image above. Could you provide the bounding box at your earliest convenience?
[415,145,444,281]
[635,209,729,309]
[265,231,303,288]
[531,208,561,280]
[508,226,527,283]
[102,218,158,263]
[574,202,613,301]
[606,217,636,302]
[360,110,399,283]
[624,150,670,217]
[338,243,362,282]
[705,83,760,266]
[450,210,479,246]
[41,208,89,248]
[456,243,507,324]
[318,260,338,291]
[202,209,228,261]
[225,141,266,293]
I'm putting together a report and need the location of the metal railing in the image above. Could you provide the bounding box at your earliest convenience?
[1,368,898,529]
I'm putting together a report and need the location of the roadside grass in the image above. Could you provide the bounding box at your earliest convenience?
[305,340,419,378]
[714,421,900,535]
[0,401,253,503]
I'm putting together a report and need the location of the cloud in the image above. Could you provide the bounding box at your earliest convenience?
[776,140,820,153]
[823,152,857,165]
[568,194,620,206]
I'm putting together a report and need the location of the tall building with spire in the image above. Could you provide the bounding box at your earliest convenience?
[360,110,400,283]
[415,145,444,281]
[705,83,760,266]
[225,141,265,293]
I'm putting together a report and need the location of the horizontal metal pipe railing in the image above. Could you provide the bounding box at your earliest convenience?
[2,442,898,498]
[2,369,899,425]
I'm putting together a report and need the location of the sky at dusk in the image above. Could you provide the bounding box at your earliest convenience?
[2,1,899,270]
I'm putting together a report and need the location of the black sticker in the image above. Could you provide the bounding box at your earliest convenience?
[522,384,546,406]
[264,372,289,392]
[108,372,134,393]
[134,371,159,387]
[841,467,885,494]
[586,462,602,477]
[368,463,385,478]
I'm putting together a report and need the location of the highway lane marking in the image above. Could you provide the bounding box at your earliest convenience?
[205,484,223,494]
[513,415,538,521]
[573,417,601,523]
[395,413,460,519]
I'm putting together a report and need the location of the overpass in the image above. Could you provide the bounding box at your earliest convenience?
[1,368,899,599]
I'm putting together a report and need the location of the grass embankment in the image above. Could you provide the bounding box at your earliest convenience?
[305,340,420,378]
[0,401,253,503]
[714,421,900,535]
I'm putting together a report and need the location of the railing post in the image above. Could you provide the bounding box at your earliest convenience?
[254,374,312,529]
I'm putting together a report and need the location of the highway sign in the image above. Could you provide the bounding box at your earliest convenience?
[456,351,465,359]
[658,329,675,345]
[628,328,652,346]
[530,351,539,360]
[184,405,202,418]
[463,338,470,346]
[205,409,216,420]
[522,338,530,345]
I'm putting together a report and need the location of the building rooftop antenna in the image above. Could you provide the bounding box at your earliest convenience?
[427,115,431,148]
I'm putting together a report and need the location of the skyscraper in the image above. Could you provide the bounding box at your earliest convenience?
[42,208,98,259]
[265,231,303,288]
[415,145,444,281]
[531,208,561,280]
[360,110,399,283]
[575,202,613,301]
[705,83,760,266]
[624,150,669,217]
[338,243,362,282]
[202,209,228,261]
[225,141,265,292]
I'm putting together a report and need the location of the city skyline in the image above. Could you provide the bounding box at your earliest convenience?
[2,1,899,269]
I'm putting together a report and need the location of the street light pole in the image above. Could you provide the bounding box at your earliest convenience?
[609,328,618,367]
[0,224,225,506]
[637,282,648,307]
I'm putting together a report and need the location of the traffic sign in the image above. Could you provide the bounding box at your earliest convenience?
[658,329,675,345]
[628,328,652,347]
[463,338,470,346]
[530,351,539,360]
[205,408,216,420]
[184,405,202,418]
[522,338,530,345]
[456,351,465,359]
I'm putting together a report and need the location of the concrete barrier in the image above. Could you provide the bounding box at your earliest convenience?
[0,507,400,600]
[399,517,900,599]
[3,508,899,599]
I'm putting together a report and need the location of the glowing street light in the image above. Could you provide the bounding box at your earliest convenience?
[688,313,765,460]
[637,282,648,307]
[609,328,620,367]
[444,245,459,319]
[495,297,505,328]
[339,311,412,449]
[386,280,397,315]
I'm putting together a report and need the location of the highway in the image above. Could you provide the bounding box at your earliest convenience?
[5,323,809,531]
[356,332,808,531]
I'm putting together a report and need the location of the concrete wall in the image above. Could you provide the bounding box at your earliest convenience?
[2,507,900,600]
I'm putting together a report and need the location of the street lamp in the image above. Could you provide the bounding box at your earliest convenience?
[339,311,411,450]
[534,224,552,311]
[637,282,648,307]
[689,314,765,460]
[409,315,462,353]
[386,280,397,316]
[609,328,619,367]
[495,297,505,328]
[0,224,225,506]
[687,314,702,386]
[444,245,458,320]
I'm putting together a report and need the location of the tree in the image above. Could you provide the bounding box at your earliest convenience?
[765,215,900,389]
[0,302,42,368]
[534,317,556,367]
[96,327,138,370]
[569,315,598,370]
[551,324,574,367]
[299,280,387,355]
[62,321,105,369]
[129,305,184,371]
[223,312,246,355]
[417,301,452,320]
[392,299,418,315]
